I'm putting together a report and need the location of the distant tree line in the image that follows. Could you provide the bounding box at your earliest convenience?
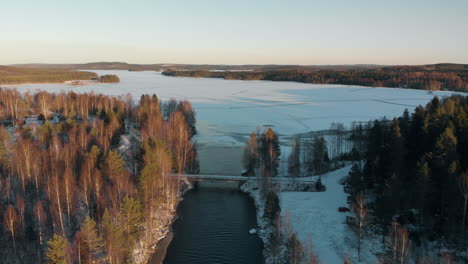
[0,89,196,263]
[163,67,468,91]
[0,66,98,85]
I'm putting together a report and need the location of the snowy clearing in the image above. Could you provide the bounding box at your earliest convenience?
[280,166,382,263]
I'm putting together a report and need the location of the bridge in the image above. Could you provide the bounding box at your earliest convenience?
[170,174,316,183]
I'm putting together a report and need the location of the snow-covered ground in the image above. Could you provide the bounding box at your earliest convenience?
[280,166,382,263]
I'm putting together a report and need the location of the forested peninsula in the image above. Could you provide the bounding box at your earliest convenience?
[0,66,119,85]
[162,63,468,92]
[0,89,196,263]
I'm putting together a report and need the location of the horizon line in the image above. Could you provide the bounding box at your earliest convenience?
[4,61,467,67]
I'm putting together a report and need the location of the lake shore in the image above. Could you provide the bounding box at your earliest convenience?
[1,80,98,87]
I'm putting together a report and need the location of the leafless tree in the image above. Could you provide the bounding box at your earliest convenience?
[304,236,320,264]
[34,200,47,246]
[353,192,368,262]
[4,205,19,254]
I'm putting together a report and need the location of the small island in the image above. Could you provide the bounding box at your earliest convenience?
[98,74,120,83]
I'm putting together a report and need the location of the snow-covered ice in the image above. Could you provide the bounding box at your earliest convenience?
[8,70,461,148]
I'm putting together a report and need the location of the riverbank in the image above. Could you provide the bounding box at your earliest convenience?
[240,180,287,264]
[131,181,192,264]
[148,229,173,263]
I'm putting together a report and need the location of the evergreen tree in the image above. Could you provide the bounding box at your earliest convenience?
[311,136,329,175]
[80,216,106,264]
[288,138,301,178]
[101,209,126,264]
[389,118,406,179]
[120,196,144,242]
[346,163,365,195]
[414,160,431,227]
[46,233,69,264]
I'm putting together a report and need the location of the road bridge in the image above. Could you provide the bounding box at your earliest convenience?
[170,174,316,183]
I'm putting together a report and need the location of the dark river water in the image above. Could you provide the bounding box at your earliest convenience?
[163,182,264,264]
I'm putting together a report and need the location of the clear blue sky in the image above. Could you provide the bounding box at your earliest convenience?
[1,0,467,65]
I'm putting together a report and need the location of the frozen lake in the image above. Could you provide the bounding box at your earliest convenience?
[9,70,460,174]
[10,70,458,145]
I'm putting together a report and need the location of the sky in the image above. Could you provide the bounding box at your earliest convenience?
[1,0,467,65]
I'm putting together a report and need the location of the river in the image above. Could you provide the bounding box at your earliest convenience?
[148,145,264,264]
[163,181,264,264]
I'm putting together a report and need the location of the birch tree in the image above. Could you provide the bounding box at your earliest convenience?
[353,192,368,262]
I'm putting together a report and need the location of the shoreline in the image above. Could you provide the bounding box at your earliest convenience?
[240,181,276,264]
[145,182,193,264]
[1,80,98,87]
[148,231,174,264]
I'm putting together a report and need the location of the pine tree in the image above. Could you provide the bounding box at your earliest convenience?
[311,136,329,175]
[80,216,106,264]
[389,118,406,178]
[346,163,365,195]
[120,196,143,242]
[46,233,70,264]
[288,138,301,178]
[414,160,431,227]
[433,124,459,228]
[101,209,126,264]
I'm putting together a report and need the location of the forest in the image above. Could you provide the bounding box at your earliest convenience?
[163,64,468,92]
[241,95,468,263]
[0,88,197,263]
[0,66,99,85]
[98,75,120,83]
[344,95,468,262]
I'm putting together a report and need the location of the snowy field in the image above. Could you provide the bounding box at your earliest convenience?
[8,70,460,149]
[280,166,382,263]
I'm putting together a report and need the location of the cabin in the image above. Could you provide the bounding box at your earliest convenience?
[24,115,44,126]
